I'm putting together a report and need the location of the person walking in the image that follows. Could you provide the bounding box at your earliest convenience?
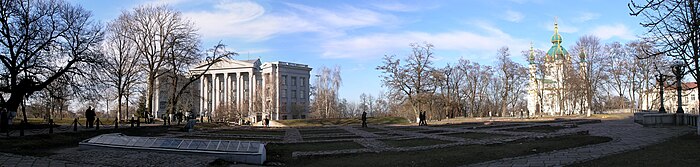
[0,109,7,132]
[85,106,95,128]
[361,111,367,128]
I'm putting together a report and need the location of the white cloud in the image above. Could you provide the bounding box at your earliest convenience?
[589,24,636,40]
[139,0,190,7]
[504,10,524,22]
[575,12,600,23]
[237,48,270,54]
[284,3,396,29]
[320,23,530,61]
[182,1,317,41]
[181,1,397,41]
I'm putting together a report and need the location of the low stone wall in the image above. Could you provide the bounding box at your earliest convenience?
[636,112,699,128]
[634,112,655,123]
[642,113,675,126]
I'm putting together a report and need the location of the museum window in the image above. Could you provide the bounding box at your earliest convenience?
[292,90,297,98]
[281,75,287,86]
[300,77,305,86]
[291,77,297,86]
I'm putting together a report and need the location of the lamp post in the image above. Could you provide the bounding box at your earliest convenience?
[656,74,668,113]
[671,59,685,114]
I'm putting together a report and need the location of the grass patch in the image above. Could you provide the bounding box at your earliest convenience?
[178,135,281,142]
[299,128,348,135]
[444,132,507,139]
[373,132,403,137]
[390,127,425,131]
[432,122,481,127]
[303,135,361,141]
[474,123,522,129]
[571,133,700,166]
[195,122,230,130]
[419,130,448,134]
[382,138,452,147]
[274,134,611,166]
[14,117,126,126]
[216,129,285,136]
[589,113,632,120]
[357,127,384,132]
[266,141,364,162]
[278,117,409,127]
[0,127,167,156]
[505,125,566,133]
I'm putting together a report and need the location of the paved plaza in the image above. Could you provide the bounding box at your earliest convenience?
[0,115,694,167]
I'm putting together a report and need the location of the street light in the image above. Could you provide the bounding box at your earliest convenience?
[671,58,685,114]
[656,74,669,113]
[654,60,673,114]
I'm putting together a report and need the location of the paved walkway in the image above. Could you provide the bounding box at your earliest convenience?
[465,118,694,167]
[0,116,694,166]
[0,152,97,167]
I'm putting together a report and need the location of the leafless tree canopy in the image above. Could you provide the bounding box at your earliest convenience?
[310,66,342,118]
[630,0,700,112]
[0,0,103,121]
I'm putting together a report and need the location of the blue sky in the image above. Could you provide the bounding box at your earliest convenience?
[73,0,645,103]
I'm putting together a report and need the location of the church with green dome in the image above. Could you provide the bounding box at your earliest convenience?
[526,19,590,116]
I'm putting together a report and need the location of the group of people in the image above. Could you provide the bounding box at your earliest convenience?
[0,109,15,132]
[84,106,96,128]
[418,111,428,126]
[263,117,270,127]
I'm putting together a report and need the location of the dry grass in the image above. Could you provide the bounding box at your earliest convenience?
[271,134,612,166]
[381,138,452,147]
[278,117,409,127]
[0,126,167,156]
[571,133,700,166]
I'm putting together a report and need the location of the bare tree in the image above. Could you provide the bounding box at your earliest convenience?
[359,93,375,116]
[574,35,606,114]
[120,5,196,118]
[497,46,518,117]
[630,0,700,112]
[311,66,342,118]
[101,14,142,121]
[377,42,436,122]
[0,0,104,122]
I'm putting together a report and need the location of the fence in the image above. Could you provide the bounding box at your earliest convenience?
[1,117,148,137]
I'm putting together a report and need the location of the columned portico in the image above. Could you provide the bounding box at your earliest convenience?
[189,58,311,123]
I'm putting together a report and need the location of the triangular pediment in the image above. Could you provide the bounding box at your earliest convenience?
[191,58,259,71]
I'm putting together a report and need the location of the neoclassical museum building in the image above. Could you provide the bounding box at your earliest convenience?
[152,58,312,123]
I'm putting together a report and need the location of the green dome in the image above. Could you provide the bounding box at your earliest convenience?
[551,34,562,43]
[546,20,567,60]
[547,45,568,59]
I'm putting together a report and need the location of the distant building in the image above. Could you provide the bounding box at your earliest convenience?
[151,72,200,119]
[189,58,312,123]
[527,20,590,116]
[641,82,700,114]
